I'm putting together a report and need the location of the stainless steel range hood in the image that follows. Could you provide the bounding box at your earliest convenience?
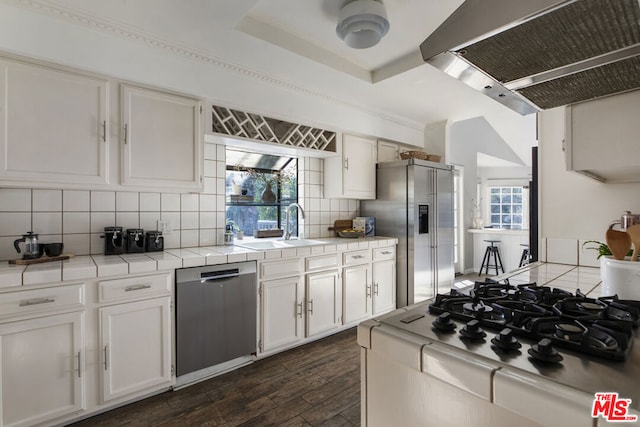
[420,0,640,115]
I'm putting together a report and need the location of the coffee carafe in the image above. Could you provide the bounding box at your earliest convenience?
[14,231,40,259]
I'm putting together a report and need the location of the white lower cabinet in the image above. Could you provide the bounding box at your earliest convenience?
[0,311,85,427]
[306,270,341,338]
[260,276,304,353]
[372,247,396,315]
[259,253,343,353]
[343,263,372,325]
[342,249,373,326]
[99,296,172,402]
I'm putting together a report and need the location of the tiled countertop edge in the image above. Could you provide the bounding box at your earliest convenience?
[0,237,398,287]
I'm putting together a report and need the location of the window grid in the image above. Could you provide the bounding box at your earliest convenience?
[489,186,523,230]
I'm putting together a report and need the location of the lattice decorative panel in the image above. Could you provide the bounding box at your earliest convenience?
[211,105,336,152]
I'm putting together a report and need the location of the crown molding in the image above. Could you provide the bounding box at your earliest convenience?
[5,0,425,132]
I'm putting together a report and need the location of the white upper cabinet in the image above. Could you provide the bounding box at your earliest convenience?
[324,133,376,199]
[0,59,109,186]
[564,89,640,183]
[121,85,202,191]
[377,140,400,163]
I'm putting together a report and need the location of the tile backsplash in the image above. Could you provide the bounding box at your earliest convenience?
[0,143,359,261]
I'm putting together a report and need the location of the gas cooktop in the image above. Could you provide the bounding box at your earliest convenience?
[428,280,640,362]
[376,276,640,409]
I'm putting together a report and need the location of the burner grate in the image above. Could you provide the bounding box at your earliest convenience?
[428,281,639,361]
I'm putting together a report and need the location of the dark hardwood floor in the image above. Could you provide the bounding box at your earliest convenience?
[70,328,360,427]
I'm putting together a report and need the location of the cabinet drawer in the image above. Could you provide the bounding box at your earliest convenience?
[373,246,395,261]
[99,273,171,303]
[260,258,302,280]
[343,250,371,265]
[0,283,84,319]
[306,254,339,272]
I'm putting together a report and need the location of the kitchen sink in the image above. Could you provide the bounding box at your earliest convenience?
[236,239,326,250]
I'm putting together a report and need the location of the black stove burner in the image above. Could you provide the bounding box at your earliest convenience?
[429,281,640,362]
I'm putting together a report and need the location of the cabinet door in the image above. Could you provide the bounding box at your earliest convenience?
[377,140,399,163]
[0,59,108,186]
[260,276,303,353]
[0,311,84,427]
[306,270,340,338]
[122,85,202,190]
[100,297,172,402]
[343,134,376,199]
[343,264,372,325]
[372,259,396,315]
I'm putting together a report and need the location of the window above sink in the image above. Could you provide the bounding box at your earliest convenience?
[225,148,299,238]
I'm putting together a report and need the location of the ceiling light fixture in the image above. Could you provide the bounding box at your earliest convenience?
[336,0,390,49]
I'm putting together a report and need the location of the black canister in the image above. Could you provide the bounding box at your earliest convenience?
[103,227,124,255]
[145,231,164,252]
[125,228,145,253]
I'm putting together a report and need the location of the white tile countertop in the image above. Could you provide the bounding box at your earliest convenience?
[0,236,398,288]
[496,262,604,296]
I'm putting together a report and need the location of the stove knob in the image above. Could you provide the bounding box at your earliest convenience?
[432,312,456,332]
[491,328,522,351]
[528,338,563,363]
[459,319,487,340]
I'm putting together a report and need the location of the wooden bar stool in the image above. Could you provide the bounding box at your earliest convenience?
[479,240,505,276]
[519,244,531,267]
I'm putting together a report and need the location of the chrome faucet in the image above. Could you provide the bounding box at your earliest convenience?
[284,203,305,240]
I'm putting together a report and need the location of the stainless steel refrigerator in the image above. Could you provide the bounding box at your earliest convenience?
[361,159,454,307]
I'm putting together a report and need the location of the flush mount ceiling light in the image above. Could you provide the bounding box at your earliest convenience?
[336,0,390,49]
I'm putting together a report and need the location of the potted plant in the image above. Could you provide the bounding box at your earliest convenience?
[581,240,613,259]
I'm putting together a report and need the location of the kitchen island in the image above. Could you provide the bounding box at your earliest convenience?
[359,262,640,427]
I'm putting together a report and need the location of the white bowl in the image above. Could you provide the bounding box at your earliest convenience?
[600,256,640,300]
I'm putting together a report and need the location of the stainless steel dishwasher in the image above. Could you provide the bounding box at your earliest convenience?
[175,261,257,385]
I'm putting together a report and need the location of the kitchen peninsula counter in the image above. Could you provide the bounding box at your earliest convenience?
[468,228,529,236]
[0,236,398,288]
[469,228,529,273]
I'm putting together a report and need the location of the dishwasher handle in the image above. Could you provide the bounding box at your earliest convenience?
[200,268,241,283]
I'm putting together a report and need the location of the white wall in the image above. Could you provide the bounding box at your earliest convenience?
[449,116,531,272]
[539,107,640,265]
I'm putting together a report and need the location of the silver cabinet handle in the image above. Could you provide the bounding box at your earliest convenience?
[77,351,82,378]
[104,345,109,370]
[102,120,107,142]
[366,284,372,298]
[344,158,349,170]
[308,299,314,315]
[19,297,55,307]
[297,302,303,318]
[124,123,128,144]
[352,255,365,259]
[125,284,152,292]
[374,282,379,296]
[381,251,392,255]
